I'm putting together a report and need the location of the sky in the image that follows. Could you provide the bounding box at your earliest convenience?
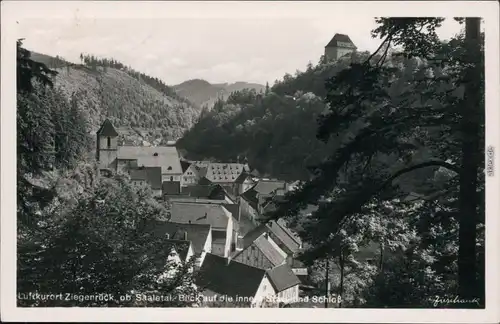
[15,2,465,86]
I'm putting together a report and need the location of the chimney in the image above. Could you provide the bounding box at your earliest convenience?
[184,231,188,241]
[165,233,170,239]
[188,220,192,224]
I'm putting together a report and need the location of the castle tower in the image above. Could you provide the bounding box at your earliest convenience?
[96,119,119,172]
[324,33,357,61]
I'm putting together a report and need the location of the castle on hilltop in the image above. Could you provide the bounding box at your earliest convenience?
[324,33,357,61]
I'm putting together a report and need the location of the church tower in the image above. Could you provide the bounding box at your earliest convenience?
[324,33,357,61]
[96,119,119,172]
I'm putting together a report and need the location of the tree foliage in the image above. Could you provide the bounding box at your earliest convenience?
[265,18,484,308]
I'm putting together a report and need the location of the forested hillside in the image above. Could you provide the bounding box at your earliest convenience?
[177,53,374,181]
[173,78,266,110]
[30,51,200,144]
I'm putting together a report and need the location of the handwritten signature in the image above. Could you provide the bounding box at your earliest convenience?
[431,295,480,307]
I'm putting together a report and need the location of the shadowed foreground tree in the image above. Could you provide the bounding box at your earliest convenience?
[18,172,198,307]
[266,17,484,307]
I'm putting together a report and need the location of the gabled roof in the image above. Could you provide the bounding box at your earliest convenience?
[166,198,240,231]
[325,33,357,49]
[117,146,182,175]
[143,220,211,257]
[241,187,259,210]
[130,167,162,190]
[204,163,248,183]
[197,253,267,298]
[253,180,287,195]
[97,119,119,137]
[162,181,181,195]
[169,202,231,229]
[266,263,301,292]
[164,239,192,262]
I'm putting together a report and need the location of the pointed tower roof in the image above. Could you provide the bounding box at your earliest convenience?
[325,33,357,49]
[97,119,119,137]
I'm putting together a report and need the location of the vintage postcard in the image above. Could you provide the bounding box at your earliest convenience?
[1,0,499,322]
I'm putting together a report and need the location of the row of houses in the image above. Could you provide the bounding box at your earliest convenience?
[95,119,311,307]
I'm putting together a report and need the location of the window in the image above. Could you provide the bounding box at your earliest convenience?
[107,137,111,148]
[170,176,174,181]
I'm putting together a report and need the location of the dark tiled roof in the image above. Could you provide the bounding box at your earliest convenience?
[243,221,301,255]
[162,181,181,195]
[325,33,357,49]
[253,235,286,267]
[117,146,182,175]
[166,198,240,231]
[266,264,301,292]
[97,119,119,137]
[130,167,162,190]
[197,253,266,298]
[169,202,231,229]
[143,220,211,257]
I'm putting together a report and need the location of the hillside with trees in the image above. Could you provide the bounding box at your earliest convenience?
[179,18,485,308]
[173,78,266,110]
[29,50,200,144]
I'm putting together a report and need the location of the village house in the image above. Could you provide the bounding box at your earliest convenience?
[144,219,212,268]
[166,197,244,251]
[168,202,234,258]
[95,119,184,196]
[240,179,289,224]
[153,238,194,280]
[196,253,276,308]
[266,263,302,305]
[197,254,301,307]
[324,33,357,61]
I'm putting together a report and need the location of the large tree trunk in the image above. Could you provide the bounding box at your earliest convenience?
[458,17,481,302]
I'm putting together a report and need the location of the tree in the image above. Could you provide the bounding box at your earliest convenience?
[18,171,198,307]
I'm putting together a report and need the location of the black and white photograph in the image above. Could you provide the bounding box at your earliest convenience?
[1,1,499,322]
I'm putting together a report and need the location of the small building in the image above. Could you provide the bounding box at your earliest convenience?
[324,33,357,61]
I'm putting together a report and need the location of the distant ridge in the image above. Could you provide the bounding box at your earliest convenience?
[173,79,266,109]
